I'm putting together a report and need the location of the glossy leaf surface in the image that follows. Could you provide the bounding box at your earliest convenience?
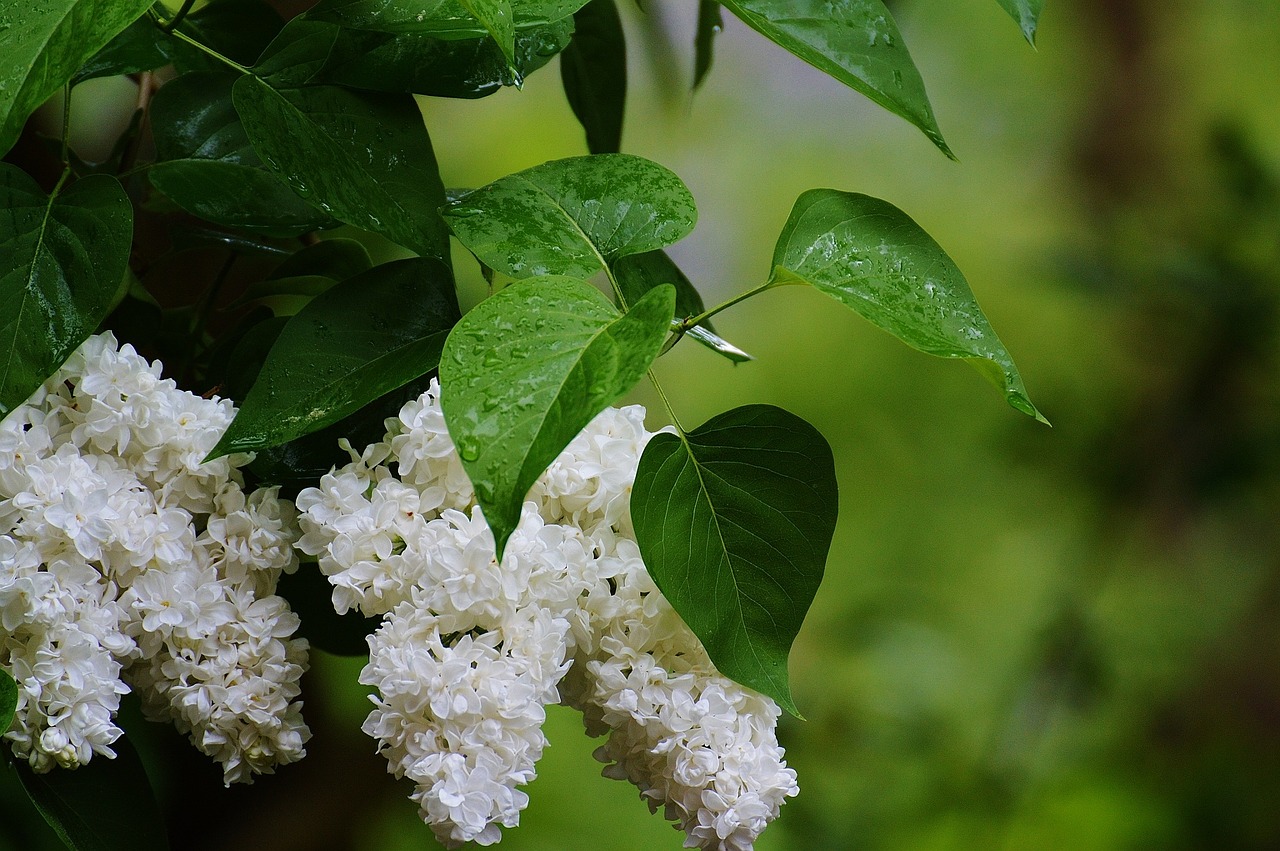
[0,167,132,418]
[149,72,332,235]
[560,0,626,154]
[209,258,460,457]
[996,0,1043,45]
[772,189,1045,421]
[269,238,372,281]
[719,0,949,156]
[310,0,587,35]
[440,276,675,559]
[71,17,172,85]
[631,404,838,716]
[233,77,451,259]
[0,0,153,156]
[318,19,570,96]
[443,154,697,279]
[14,735,169,851]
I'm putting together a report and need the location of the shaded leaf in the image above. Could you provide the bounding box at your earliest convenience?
[996,0,1043,45]
[693,0,723,90]
[316,20,571,97]
[440,276,675,559]
[631,404,838,716]
[251,17,341,87]
[719,0,950,156]
[170,0,285,73]
[442,154,697,280]
[460,0,517,66]
[14,734,169,851]
[0,166,132,418]
[233,77,451,260]
[0,0,153,156]
[71,17,173,86]
[269,238,372,281]
[224,275,337,316]
[771,189,1046,421]
[209,258,460,457]
[149,71,332,235]
[560,0,626,154]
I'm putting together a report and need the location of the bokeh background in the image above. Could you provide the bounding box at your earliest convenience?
[5,0,1280,848]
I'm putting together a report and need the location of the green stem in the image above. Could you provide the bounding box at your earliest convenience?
[679,277,792,331]
[601,264,685,431]
[149,9,251,74]
[59,83,72,166]
[162,0,198,32]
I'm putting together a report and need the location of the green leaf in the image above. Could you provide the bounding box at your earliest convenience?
[771,189,1046,421]
[612,250,752,363]
[560,0,626,154]
[718,0,950,156]
[14,734,170,851]
[251,17,341,87]
[232,76,451,260]
[631,404,837,716]
[317,21,571,97]
[309,0,587,36]
[996,0,1043,45]
[149,72,332,236]
[209,258,460,457]
[693,0,723,90]
[0,667,16,733]
[71,18,173,86]
[459,0,517,67]
[0,166,132,419]
[269,238,372,281]
[317,21,569,97]
[170,0,285,73]
[442,154,697,280]
[224,275,337,316]
[440,276,675,559]
[0,0,154,156]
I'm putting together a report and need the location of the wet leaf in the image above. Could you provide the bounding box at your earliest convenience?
[440,276,675,559]
[442,154,697,280]
[693,0,723,90]
[771,189,1046,421]
[309,0,587,36]
[631,404,838,716]
[209,258,460,457]
[0,0,154,156]
[996,0,1043,45]
[0,166,132,419]
[0,668,16,733]
[719,0,950,156]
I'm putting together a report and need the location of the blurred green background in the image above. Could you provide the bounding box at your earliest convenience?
[6,0,1280,848]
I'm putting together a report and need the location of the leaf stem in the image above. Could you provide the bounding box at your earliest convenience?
[679,277,793,331]
[59,84,72,166]
[602,263,685,431]
[161,0,198,32]
[148,9,251,74]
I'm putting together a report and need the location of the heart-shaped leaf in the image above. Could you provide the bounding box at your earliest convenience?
[719,0,950,156]
[440,276,676,559]
[631,404,838,716]
[560,0,627,154]
[996,0,1043,45]
[443,154,697,280]
[1,166,132,419]
[0,0,153,156]
[14,734,170,851]
[233,76,451,260]
[772,189,1046,422]
[208,258,460,457]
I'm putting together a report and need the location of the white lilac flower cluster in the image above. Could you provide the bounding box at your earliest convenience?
[0,333,309,784]
[295,379,798,849]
